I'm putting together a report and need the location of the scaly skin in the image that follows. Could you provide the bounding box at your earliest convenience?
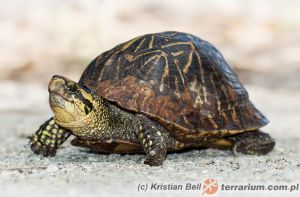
[30,118,71,156]
[29,75,178,165]
[227,130,275,156]
[132,114,169,166]
[29,75,275,166]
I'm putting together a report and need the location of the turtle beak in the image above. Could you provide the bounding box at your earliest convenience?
[48,75,74,102]
[49,93,66,109]
[48,75,66,94]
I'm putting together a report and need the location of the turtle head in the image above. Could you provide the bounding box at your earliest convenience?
[48,75,95,125]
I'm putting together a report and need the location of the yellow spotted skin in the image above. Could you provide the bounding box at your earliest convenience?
[29,118,71,156]
[133,114,168,166]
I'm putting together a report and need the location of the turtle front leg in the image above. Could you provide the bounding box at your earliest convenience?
[132,114,168,166]
[29,117,71,157]
[227,130,275,156]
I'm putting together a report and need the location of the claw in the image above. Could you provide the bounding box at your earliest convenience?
[144,146,166,166]
[29,118,71,157]
[232,141,241,157]
[144,156,164,166]
[149,150,156,156]
[30,139,57,157]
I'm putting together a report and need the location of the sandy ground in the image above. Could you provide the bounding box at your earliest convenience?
[0,84,300,197]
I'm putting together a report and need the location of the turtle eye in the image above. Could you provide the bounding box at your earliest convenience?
[67,84,78,93]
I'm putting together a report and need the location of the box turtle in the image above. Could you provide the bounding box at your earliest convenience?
[29,31,275,166]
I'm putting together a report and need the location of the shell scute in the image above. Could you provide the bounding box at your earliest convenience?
[79,31,268,136]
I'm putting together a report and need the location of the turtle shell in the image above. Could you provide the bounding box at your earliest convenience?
[79,31,268,140]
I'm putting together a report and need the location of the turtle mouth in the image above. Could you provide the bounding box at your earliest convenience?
[49,92,74,108]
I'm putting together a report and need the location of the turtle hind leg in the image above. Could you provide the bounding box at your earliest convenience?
[29,117,71,157]
[226,130,275,156]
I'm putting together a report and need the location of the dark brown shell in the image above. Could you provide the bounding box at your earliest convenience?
[79,31,268,139]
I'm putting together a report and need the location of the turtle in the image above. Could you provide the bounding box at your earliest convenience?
[29,31,275,166]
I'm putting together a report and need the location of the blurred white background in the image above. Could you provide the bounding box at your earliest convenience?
[0,0,299,112]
